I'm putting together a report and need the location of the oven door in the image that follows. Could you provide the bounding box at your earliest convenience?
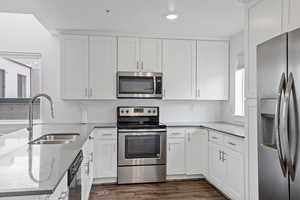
[118,129,166,166]
[117,72,162,99]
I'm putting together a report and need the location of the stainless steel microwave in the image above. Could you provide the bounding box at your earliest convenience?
[117,72,162,99]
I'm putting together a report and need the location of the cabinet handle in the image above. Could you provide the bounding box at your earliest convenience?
[85,161,90,175]
[163,89,166,97]
[89,88,93,97]
[90,152,94,162]
[228,142,236,146]
[89,136,94,140]
[102,133,113,137]
[222,151,226,162]
[212,136,218,140]
[137,61,139,70]
[168,144,171,151]
[197,89,200,97]
[85,88,88,97]
[188,133,191,142]
[219,151,222,160]
[141,61,144,70]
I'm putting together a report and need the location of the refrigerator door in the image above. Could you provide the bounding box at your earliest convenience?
[287,28,300,200]
[257,33,289,200]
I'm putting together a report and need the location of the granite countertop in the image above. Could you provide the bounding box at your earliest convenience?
[0,123,116,197]
[165,121,245,138]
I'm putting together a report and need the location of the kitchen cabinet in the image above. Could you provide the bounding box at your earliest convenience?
[288,0,300,32]
[82,133,94,200]
[167,129,186,175]
[196,40,229,100]
[117,37,162,72]
[186,128,209,176]
[89,36,116,99]
[247,0,282,98]
[61,35,117,100]
[61,35,89,99]
[163,40,196,100]
[208,130,245,200]
[93,128,117,181]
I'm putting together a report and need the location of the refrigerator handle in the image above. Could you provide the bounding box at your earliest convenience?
[283,73,299,180]
[275,72,287,177]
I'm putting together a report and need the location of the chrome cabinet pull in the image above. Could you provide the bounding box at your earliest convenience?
[102,133,113,136]
[283,73,298,180]
[85,88,88,97]
[90,152,94,163]
[212,136,218,140]
[89,135,94,140]
[222,151,226,162]
[89,88,93,97]
[197,89,200,98]
[141,61,144,70]
[58,191,68,200]
[219,150,222,160]
[275,72,287,177]
[137,61,139,70]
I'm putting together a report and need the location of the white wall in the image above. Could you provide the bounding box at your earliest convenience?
[222,31,244,125]
[0,12,224,123]
[0,12,82,123]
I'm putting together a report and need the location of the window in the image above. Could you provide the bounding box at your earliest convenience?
[17,74,27,98]
[234,54,245,116]
[0,53,41,120]
[0,69,5,98]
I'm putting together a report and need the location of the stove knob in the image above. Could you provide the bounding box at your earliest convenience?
[126,110,129,113]
[148,110,151,113]
[153,109,156,113]
[121,110,124,113]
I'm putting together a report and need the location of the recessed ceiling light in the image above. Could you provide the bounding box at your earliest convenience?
[166,13,178,20]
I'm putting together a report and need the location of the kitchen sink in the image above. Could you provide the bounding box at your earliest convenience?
[29,133,79,145]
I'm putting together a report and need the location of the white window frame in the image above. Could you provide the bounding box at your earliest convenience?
[234,65,245,117]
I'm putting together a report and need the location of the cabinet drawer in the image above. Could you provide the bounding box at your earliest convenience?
[167,128,186,138]
[209,131,224,145]
[224,135,244,153]
[93,128,117,139]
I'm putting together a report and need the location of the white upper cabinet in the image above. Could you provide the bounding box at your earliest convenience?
[196,40,229,100]
[117,37,139,71]
[288,0,300,32]
[249,0,283,46]
[61,34,117,100]
[61,35,89,99]
[139,38,162,72]
[89,36,117,99]
[163,39,196,100]
[117,37,162,72]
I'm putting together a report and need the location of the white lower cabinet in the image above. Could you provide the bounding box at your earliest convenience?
[167,128,208,178]
[208,131,245,200]
[82,133,94,200]
[93,128,117,183]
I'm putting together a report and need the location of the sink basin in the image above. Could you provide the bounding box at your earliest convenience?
[29,133,79,145]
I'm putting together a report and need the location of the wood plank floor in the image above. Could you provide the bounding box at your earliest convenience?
[89,180,228,200]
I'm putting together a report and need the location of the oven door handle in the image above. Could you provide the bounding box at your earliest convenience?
[118,129,166,133]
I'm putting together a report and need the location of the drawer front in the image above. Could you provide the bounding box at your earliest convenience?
[224,135,244,153]
[93,128,117,139]
[209,130,224,145]
[167,128,186,138]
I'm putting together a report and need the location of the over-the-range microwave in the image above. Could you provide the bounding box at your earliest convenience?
[117,72,162,99]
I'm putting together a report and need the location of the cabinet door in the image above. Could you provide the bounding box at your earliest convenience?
[288,0,300,32]
[197,41,228,100]
[89,36,117,99]
[186,129,204,175]
[163,40,196,99]
[248,0,282,98]
[140,38,162,72]
[94,139,117,178]
[208,142,225,188]
[117,37,139,71]
[167,138,185,175]
[61,35,89,99]
[224,148,244,200]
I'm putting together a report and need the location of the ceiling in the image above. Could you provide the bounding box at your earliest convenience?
[0,0,245,38]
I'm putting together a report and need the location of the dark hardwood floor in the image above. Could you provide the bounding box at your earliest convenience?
[89,179,228,200]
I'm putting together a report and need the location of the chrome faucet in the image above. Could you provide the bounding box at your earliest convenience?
[27,93,54,140]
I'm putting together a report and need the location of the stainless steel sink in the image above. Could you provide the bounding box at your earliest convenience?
[29,133,79,145]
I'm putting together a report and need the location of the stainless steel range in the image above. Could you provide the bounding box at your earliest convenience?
[117,106,166,184]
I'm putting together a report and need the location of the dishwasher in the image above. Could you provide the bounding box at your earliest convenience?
[68,150,83,200]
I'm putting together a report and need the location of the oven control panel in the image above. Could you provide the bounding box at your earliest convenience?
[118,107,158,116]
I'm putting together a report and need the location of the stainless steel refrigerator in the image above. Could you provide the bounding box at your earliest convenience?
[258,28,300,200]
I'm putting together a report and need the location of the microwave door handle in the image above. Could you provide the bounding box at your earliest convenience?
[153,76,157,95]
